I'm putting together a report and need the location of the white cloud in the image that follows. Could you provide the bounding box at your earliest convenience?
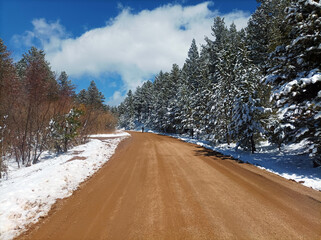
[223,10,252,29]
[13,18,68,52]
[107,91,124,106]
[13,2,251,105]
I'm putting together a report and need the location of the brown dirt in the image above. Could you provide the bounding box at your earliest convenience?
[18,132,321,240]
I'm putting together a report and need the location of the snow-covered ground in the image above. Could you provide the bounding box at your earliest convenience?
[0,131,130,240]
[140,128,321,192]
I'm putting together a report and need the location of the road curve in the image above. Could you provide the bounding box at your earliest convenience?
[19,132,321,240]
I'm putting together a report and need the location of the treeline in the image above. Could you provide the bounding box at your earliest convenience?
[0,41,116,177]
[118,0,321,166]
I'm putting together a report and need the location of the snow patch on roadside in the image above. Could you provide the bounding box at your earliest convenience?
[89,131,130,138]
[143,130,321,191]
[0,131,130,240]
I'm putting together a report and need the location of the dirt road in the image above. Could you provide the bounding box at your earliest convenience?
[19,132,321,240]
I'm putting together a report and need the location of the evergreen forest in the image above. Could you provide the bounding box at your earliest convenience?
[118,0,321,167]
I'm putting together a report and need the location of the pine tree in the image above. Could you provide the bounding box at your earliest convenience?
[87,80,105,110]
[230,39,265,153]
[58,71,75,98]
[246,0,291,70]
[194,45,212,139]
[266,0,321,166]
[77,89,88,105]
[169,64,182,133]
[133,86,144,123]
[49,107,83,153]
[185,39,200,90]
[161,68,179,133]
[179,39,200,137]
[16,47,58,101]
[209,20,240,144]
[119,90,135,129]
[177,80,194,136]
[139,80,154,126]
[152,71,169,131]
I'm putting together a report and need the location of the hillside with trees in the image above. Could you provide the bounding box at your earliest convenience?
[118,0,321,167]
[0,41,116,177]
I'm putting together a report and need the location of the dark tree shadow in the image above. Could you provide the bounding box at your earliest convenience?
[194,146,245,164]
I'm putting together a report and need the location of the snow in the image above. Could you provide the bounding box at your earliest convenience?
[89,131,130,138]
[0,131,130,240]
[306,0,321,7]
[272,72,321,102]
[141,130,321,192]
[315,112,321,120]
[300,72,321,86]
[295,127,309,138]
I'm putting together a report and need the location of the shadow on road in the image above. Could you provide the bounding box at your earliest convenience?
[194,146,245,164]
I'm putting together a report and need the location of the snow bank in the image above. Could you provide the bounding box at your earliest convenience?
[145,130,321,191]
[0,131,130,240]
[89,131,130,138]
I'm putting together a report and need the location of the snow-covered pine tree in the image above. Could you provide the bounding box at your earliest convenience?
[266,0,321,166]
[194,45,213,140]
[203,37,219,142]
[185,39,200,90]
[185,39,201,137]
[210,20,240,144]
[246,0,291,71]
[160,71,177,132]
[230,34,265,153]
[119,90,135,129]
[178,39,201,137]
[139,80,154,127]
[117,102,126,129]
[49,107,83,153]
[267,0,292,51]
[150,71,166,131]
[176,79,194,136]
[167,64,182,133]
[133,86,144,123]
[147,77,159,130]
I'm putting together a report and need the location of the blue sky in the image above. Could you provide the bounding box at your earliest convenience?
[0,0,258,106]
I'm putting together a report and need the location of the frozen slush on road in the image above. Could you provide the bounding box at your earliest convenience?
[0,131,130,240]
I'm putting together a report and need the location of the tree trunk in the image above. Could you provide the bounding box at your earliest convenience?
[251,134,256,154]
[63,128,68,152]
